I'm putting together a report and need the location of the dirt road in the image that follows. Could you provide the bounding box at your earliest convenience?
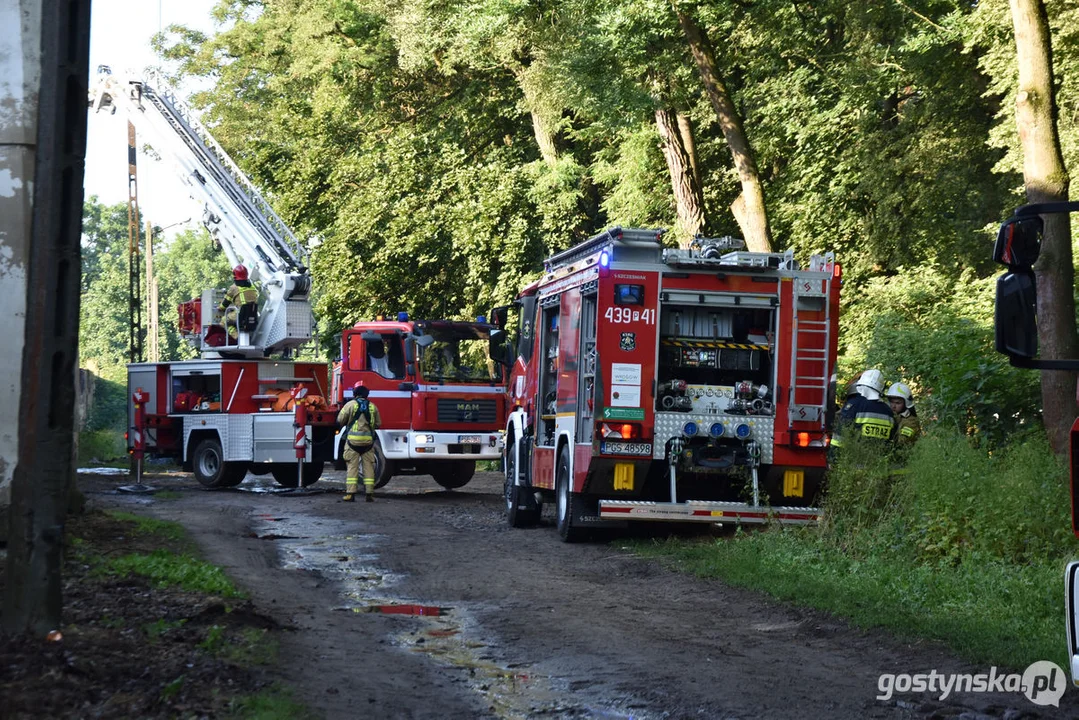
[81,467,1076,719]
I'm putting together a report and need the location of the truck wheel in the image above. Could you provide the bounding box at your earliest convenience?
[505,435,539,527]
[373,437,395,489]
[192,437,231,488]
[433,460,476,490]
[556,444,584,542]
[270,462,325,488]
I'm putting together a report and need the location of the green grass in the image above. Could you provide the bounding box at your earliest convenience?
[631,428,1078,670]
[143,618,187,642]
[102,549,246,598]
[634,529,1067,669]
[106,510,188,543]
[227,686,314,720]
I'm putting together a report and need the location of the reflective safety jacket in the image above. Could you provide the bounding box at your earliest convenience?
[831,395,894,448]
[337,398,381,449]
[219,281,258,311]
[892,413,921,448]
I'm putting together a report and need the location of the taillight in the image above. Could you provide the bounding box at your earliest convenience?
[791,430,826,448]
[601,422,641,439]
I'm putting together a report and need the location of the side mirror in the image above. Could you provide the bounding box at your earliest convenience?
[415,333,435,348]
[994,271,1038,359]
[993,216,1043,269]
[490,304,510,328]
[404,337,415,363]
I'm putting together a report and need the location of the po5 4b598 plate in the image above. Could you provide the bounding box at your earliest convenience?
[458,435,482,444]
[600,441,652,456]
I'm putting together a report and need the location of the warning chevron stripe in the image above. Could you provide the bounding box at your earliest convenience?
[661,339,769,351]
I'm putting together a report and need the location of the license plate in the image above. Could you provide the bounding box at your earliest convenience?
[459,435,482,444]
[601,441,652,456]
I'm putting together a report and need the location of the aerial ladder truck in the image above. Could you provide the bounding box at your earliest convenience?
[90,66,334,488]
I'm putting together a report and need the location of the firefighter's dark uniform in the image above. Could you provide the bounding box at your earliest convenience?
[831,394,895,451]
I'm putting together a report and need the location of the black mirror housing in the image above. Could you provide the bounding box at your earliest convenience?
[994,270,1038,359]
[994,216,1043,270]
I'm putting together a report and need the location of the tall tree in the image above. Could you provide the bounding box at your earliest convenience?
[1009,0,1077,453]
[671,1,772,252]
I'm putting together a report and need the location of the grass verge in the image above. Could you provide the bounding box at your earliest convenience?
[631,428,1078,670]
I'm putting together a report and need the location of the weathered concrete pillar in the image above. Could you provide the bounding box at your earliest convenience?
[0,0,43,542]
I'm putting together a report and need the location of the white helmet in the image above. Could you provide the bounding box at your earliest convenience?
[856,369,885,400]
[886,382,914,411]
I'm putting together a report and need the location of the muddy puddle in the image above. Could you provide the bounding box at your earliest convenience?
[254,514,653,720]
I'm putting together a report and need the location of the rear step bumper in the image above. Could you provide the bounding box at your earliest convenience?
[599,500,821,525]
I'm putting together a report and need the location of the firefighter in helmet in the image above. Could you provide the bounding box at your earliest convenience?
[886,382,921,450]
[830,368,895,457]
[218,264,259,343]
[336,382,382,502]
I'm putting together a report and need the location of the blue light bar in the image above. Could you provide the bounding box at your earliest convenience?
[477,315,486,323]
[397,311,409,322]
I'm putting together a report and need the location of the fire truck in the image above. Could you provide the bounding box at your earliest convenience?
[330,315,506,490]
[991,201,1079,687]
[502,227,840,540]
[91,67,337,488]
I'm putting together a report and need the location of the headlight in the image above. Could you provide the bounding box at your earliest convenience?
[735,423,751,439]
[416,434,435,444]
[682,421,698,437]
[709,422,725,438]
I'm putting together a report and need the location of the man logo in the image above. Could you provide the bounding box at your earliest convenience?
[456,403,480,411]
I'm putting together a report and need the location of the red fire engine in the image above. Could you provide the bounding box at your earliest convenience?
[331,315,506,490]
[502,227,841,540]
[93,68,339,488]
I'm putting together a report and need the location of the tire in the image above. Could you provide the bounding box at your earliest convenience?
[192,437,232,488]
[221,463,249,487]
[270,461,325,488]
[505,434,539,528]
[432,460,476,490]
[556,444,584,542]
[373,436,395,489]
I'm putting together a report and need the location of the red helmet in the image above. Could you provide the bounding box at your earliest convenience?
[233,264,249,281]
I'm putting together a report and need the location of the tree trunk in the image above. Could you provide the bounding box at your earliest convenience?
[1010,0,1078,454]
[519,77,560,166]
[671,3,773,252]
[676,111,701,189]
[655,108,706,246]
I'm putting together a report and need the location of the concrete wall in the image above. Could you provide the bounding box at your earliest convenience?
[0,0,42,539]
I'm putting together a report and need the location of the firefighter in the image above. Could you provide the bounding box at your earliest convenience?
[336,382,382,502]
[218,264,259,342]
[830,369,895,455]
[885,382,921,450]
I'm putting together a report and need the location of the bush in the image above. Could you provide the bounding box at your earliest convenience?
[839,267,1041,446]
[78,429,126,464]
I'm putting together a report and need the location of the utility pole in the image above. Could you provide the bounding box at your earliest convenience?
[127,122,144,364]
[146,220,160,362]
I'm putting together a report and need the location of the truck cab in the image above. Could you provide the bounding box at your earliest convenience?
[333,315,507,490]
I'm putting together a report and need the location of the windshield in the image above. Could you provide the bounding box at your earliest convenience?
[418,326,504,385]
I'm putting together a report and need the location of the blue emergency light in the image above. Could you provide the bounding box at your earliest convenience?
[600,250,610,268]
[397,311,409,321]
